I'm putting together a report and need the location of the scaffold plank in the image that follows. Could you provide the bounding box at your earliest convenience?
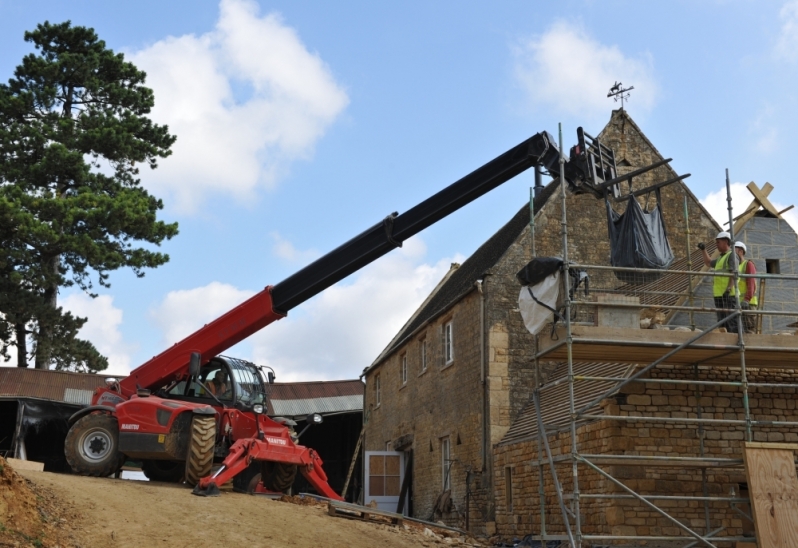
[743,443,798,548]
[538,325,798,368]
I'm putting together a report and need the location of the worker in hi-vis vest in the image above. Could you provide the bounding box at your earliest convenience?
[698,231,738,333]
[734,241,758,333]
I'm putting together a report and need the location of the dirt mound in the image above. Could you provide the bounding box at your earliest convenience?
[0,458,80,547]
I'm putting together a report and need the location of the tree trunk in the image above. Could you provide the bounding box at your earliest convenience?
[34,255,59,370]
[14,322,27,368]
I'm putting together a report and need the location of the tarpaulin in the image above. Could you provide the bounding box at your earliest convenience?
[516,258,563,336]
[606,188,673,283]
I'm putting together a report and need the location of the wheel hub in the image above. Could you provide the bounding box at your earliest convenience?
[82,430,112,462]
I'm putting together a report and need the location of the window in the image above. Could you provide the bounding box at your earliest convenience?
[375,374,381,406]
[505,466,513,511]
[368,453,401,498]
[441,437,451,491]
[400,354,407,385]
[766,259,781,274]
[420,339,427,373]
[444,321,454,364]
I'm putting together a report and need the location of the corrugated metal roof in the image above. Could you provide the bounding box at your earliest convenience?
[0,368,108,403]
[267,379,363,417]
[0,368,364,416]
[499,361,634,446]
[271,395,363,418]
[268,379,364,400]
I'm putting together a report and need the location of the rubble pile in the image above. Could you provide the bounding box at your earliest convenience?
[0,457,79,548]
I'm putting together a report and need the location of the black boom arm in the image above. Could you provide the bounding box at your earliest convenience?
[271,131,572,313]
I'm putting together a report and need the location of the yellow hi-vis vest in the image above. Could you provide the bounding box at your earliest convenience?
[738,260,758,306]
[712,252,733,297]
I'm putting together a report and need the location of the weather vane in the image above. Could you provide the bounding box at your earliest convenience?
[607,81,634,110]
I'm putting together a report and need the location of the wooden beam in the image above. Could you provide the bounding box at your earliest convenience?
[747,182,783,218]
[729,182,774,234]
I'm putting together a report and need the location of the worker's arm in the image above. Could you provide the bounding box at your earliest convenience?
[698,243,712,268]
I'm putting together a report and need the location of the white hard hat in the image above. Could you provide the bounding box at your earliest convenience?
[716,231,731,240]
[735,241,747,253]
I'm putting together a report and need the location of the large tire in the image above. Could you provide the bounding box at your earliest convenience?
[141,460,184,483]
[233,461,262,493]
[261,461,297,493]
[65,413,123,477]
[184,415,215,487]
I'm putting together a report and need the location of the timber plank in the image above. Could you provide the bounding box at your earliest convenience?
[743,443,798,548]
[537,325,798,369]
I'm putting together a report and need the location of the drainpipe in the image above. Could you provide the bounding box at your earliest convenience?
[476,279,486,469]
[476,277,493,521]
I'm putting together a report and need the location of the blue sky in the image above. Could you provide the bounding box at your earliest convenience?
[1,0,796,380]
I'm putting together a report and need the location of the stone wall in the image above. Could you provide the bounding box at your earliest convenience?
[493,364,798,543]
[363,290,488,529]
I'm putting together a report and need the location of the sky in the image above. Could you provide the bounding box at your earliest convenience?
[1,0,797,381]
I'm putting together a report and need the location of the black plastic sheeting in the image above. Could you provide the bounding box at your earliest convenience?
[516,257,563,287]
[5,398,79,472]
[606,189,674,283]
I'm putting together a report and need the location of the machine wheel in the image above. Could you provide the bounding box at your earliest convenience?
[65,413,123,477]
[261,461,297,493]
[233,461,262,493]
[141,460,184,483]
[184,415,216,487]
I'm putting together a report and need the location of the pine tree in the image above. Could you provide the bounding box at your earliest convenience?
[0,21,178,371]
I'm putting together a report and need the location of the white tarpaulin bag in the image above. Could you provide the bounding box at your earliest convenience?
[518,270,561,335]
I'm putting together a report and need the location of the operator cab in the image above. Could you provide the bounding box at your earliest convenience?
[167,356,268,410]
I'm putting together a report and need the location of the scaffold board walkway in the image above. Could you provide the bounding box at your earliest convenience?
[537,325,798,368]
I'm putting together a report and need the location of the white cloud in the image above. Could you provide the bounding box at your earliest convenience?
[129,0,349,212]
[270,232,320,264]
[150,281,255,346]
[148,237,461,382]
[700,182,798,232]
[249,237,462,382]
[61,293,136,375]
[775,1,798,61]
[514,21,658,120]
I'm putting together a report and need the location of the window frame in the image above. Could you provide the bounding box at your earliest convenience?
[441,436,451,491]
[375,373,381,407]
[400,353,408,386]
[444,320,454,365]
[420,338,427,374]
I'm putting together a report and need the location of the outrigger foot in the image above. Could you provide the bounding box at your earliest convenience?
[192,482,221,497]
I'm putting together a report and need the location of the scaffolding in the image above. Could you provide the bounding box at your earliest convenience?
[525,127,798,547]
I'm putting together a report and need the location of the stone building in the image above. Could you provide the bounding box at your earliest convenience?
[363,110,798,537]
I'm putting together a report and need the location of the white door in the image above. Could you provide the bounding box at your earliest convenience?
[364,451,405,513]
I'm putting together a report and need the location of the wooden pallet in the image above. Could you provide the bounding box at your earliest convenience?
[327,500,403,526]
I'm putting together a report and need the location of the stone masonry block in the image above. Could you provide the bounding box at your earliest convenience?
[627,394,651,406]
[743,230,773,245]
[773,231,798,247]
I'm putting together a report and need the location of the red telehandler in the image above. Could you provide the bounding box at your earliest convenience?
[63,128,612,497]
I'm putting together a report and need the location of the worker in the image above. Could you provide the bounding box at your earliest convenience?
[734,241,758,333]
[207,370,229,397]
[698,231,738,333]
